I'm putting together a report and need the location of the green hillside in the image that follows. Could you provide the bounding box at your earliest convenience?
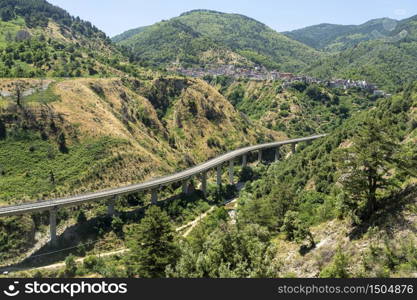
[219,80,376,137]
[282,15,417,91]
[283,18,398,51]
[0,2,280,262]
[112,26,148,44]
[1,1,416,279]
[305,39,417,92]
[13,82,416,278]
[0,0,144,78]
[114,9,322,72]
[235,81,417,277]
[114,19,251,68]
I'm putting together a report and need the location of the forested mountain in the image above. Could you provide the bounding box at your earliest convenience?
[283,18,398,51]
[0,0,141,77]
[114,10,322,72]
[112,26,148,44]
[114,19,252,68]
[0,1,279,262]
[220,79,375,137]
[115,10,417,91]
[302,15,417,91]
[0,0,105,35]
[235,81,417,277]
[0,1,416,279]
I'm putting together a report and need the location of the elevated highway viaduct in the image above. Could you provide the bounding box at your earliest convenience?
[0,134,326,245]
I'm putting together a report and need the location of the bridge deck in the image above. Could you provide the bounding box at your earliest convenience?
[0,134,326,217]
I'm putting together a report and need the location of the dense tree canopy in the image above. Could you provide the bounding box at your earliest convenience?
[0,0,105,38]
[126,206,178,278]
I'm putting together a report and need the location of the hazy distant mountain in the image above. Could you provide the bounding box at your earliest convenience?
[112,26,149,43]
[304,15,417,91]
[283,18,400,51]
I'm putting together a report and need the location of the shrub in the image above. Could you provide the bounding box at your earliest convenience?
[111,216,124,237]
[57,132,68,153]
[207,137,221,148]
[320,246,350,278]
[64,254,77,277]
[279,110,289,117]
[239,166,254,182]
[0,120,6,140]
[281,210,315,248]
[76,211,87,224]
[83,255,101,271]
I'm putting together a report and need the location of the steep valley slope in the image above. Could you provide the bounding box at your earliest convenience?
[0,76,281,262]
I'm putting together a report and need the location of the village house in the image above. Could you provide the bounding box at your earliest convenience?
[173,64,382,94]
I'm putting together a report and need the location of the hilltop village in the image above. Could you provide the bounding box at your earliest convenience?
[174,65,389,96]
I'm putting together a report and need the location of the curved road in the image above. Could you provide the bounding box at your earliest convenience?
[0,134,326,217]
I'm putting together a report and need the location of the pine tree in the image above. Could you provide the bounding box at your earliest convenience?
[281,210,315,248]
[57,132,68,153]
[49,170,55,184]
[12,81,24,107]
[337,117,406,222]
[0,120,6,140]
[319,246,350,278]
[127,206,178,278]
[0,8,14,22]
[64,254,77,277]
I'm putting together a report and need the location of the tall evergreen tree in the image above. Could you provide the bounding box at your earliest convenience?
[0,7,14,22]
[57,132,68,153]
[337,116,407,222]
[126,206,178,278]
[0,120,6,140]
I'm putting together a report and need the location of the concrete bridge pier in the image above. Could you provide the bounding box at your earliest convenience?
[291,143,296,154]
[107,197,116,216]
[151,189,158,205]
[201,172,207,197]
[216,165,222,187]
[242,154,247,167]
[275,147,281,161]
[228,160,234,185]
[258,150,262,162]
[49,208,57,246]
[182,179,189,194]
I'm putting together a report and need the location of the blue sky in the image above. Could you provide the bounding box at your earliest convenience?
[47,0,417,37]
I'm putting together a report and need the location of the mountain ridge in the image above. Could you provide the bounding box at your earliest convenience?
[283,17,400,51]
[113,9,323,72]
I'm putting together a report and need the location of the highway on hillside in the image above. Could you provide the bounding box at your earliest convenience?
[0,134,326,217]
